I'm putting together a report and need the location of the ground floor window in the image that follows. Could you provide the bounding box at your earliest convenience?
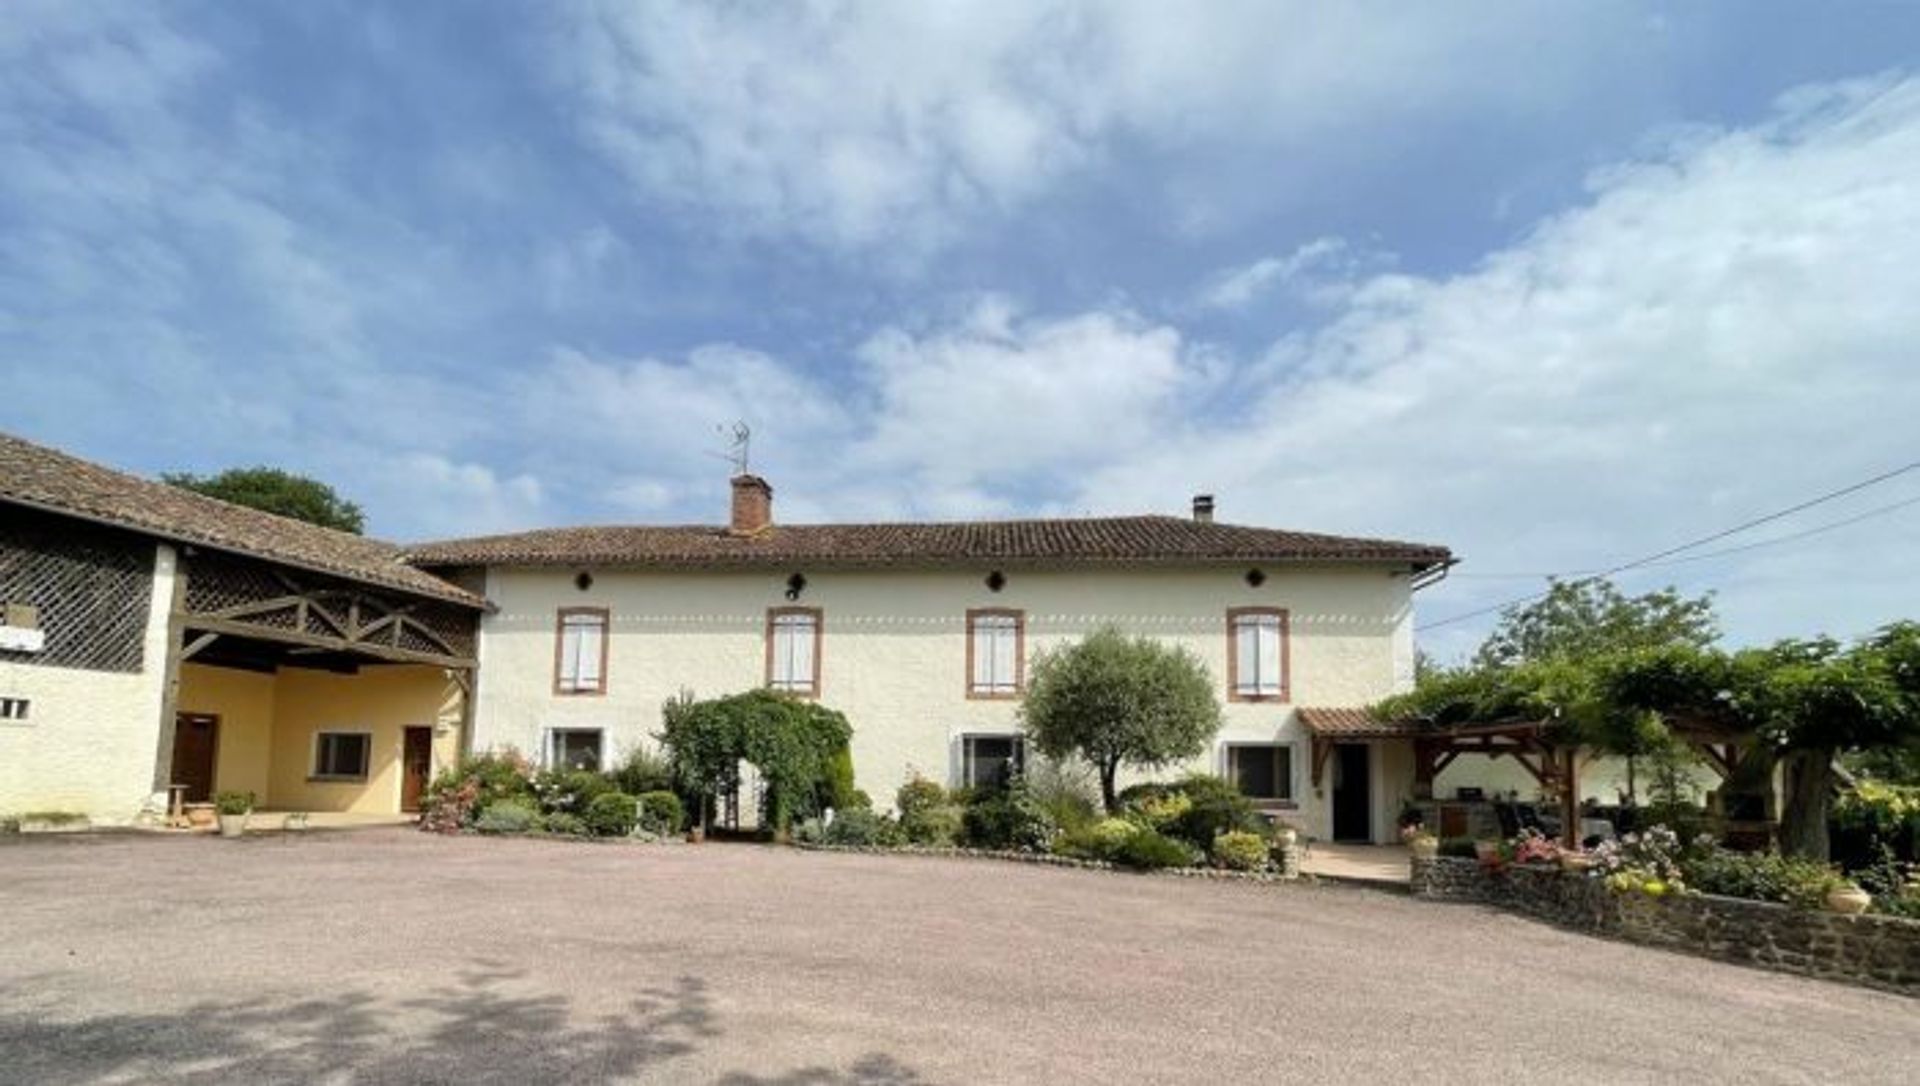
[548,728,604,772]
[312,731,372,780]
[1226,743,1295,803]
[960,734,1025,790]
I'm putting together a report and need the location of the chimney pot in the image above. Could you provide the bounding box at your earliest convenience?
[1192,493,1215,524]
[730,474,774,535]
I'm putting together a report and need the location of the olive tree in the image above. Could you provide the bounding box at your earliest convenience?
[1019,626,1222,813]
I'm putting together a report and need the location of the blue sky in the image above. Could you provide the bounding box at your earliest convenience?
[4,1,1918,659]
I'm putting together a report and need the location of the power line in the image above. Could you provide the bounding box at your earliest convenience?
[1417,459,1920,631]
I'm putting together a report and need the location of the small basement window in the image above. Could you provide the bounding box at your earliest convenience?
[312,732,372,780]
[960,734,1025,790]
[0,697,29,721]
[548,728,604,772]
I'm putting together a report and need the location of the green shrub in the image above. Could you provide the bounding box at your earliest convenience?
[1023,758,1101,835]
[637,790,685,835]
[819,745,860,812]
[1683,849,1848,909]
[1052,817,1139,862]
[1111,828,1196,870]
[897,774,963,846]
[1439,838,1478,859]
[475,800,540,835]
[1831,782,1920,870]
[961,783,1056,852]
[1210,830,1268,871]
[1167,774,1258,849]
[533,768,615,816]
[823,807,896,847]
[213,790,255,816]
[583,792,639,837]
[607,747,675,797]
[545,812,587,836]
[841,789,874,811]
[422,749,534,833]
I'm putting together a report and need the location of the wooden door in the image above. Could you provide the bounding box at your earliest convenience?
[401,727,433,813]
[171,714,219,803]
[1331,743,1372,842]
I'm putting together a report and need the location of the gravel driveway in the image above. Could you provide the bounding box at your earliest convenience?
[1,829,1914,1084]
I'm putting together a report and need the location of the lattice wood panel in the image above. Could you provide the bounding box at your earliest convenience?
[0,510,153,674]
[183,552,476,662]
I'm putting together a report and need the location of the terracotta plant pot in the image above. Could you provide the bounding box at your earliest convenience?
[686,826,705,844]
[1824,885,1872,915]
[184,803,217,829]
[218,813,247,839]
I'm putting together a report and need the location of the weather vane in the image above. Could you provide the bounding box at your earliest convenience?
[711,421,752,475]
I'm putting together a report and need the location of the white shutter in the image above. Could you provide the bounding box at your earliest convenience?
[1256,619,1281,695]
[776,613,815,691]
[1235,618,1260,693]
[575,620,603,688]
[560,624,584,690]
[991,621,1016,691]
[972,623,994,690]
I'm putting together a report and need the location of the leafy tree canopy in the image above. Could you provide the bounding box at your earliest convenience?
[162,467,366,534]
[656,689,852,831]
[1019,626,1222,812]
[1473,578,1718,670]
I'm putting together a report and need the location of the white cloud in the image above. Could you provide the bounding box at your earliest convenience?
[549,0,1640,256]
[1195,237,1386,311]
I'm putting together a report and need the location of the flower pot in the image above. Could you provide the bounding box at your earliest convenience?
[184,803,217,829]
[1409,838,1439,860]
[1558,853,1593,873]
[1272,827,1298,850]
[686,827,705,844]
[1824,885,1871,915]
[218,813,248,839]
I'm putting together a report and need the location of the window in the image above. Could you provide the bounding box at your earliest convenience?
[1227,743,1295,803]
[1227,607,1288,701]
[547,728,604,772]
[766,607,822,696]
[312,732,371,780]
[554,608,608,695]
[966,609,1024,697]
[0,697,28,721]
[961,734,1026,790]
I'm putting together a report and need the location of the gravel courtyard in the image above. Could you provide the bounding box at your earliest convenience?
[2,829,1914,1085]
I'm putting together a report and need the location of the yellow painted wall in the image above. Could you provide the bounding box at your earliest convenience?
[177,663,276,801]
[267,664,463,813]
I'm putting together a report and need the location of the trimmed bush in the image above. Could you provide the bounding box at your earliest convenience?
[823,807,897,847]
[961,784,1056,852]
[1683,849,1847,909]
[897,774,963,846]
[583,792,639,837]
[637,790,685,835]
[1052,816,1138,862]
[421,749,534,833]
[608,747,675,797]
[1167,774,1258,850]
[1210,830,1268,871]
[532,768,615,816]
[545,812,587,837]
[1111,828,1195,870]
[474,800,540,835]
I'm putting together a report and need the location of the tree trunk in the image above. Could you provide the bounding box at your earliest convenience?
[1778,746,1834,861]
[1624,754,1637,807]
[1099,760,1120,814]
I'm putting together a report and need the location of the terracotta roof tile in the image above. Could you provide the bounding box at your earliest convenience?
[405,518,1452,570]
[0,431,483,608]
[1298,707,1419,739]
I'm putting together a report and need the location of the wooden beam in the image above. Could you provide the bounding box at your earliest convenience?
[1560,746,1580,848]
[1310,735,1333,789]
[150,546,190,793]
[181,614,475,670]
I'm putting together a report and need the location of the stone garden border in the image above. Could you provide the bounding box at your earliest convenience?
[1411,856,1920,996]
[793,840,1307,885]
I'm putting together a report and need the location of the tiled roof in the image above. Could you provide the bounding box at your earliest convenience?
[0,431,484,608]
[405,517,1452,570]
[1297,707,1419,739]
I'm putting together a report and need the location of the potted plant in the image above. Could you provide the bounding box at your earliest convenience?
[1559,850,1594,873]
[1824,882,1872,915]
[183,802,217,829]
[213,791,254,838]
[1406,831,1439,860]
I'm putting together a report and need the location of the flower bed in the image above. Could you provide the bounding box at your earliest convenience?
[1411,855,1920,995]
[794,840,1305,884]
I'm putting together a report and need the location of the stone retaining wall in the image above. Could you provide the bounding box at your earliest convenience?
[1411,856,1920,996]
[797,841,1303,883]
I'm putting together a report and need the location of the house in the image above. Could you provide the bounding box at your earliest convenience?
[0,433,484,821]
[3,430,1477,843]
[405,475,1454,844]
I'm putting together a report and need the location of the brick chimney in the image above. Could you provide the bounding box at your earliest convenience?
[1191,493,1215,524]
[730,474,773,535]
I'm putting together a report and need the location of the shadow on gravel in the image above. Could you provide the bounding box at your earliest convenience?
[0,962,928,1085]
[0,962,715,1084]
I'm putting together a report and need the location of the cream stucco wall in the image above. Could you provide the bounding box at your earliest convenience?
[0,543,174,823]
[178,662,276,801]
[471,564,1418,841]
[266,665,464,813]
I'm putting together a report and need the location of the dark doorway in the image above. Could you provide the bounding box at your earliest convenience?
[171,713,219,803]
[1331,743,1371,842]
[401,727,433,813]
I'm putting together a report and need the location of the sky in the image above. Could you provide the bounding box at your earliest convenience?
[3,1,1918,661]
